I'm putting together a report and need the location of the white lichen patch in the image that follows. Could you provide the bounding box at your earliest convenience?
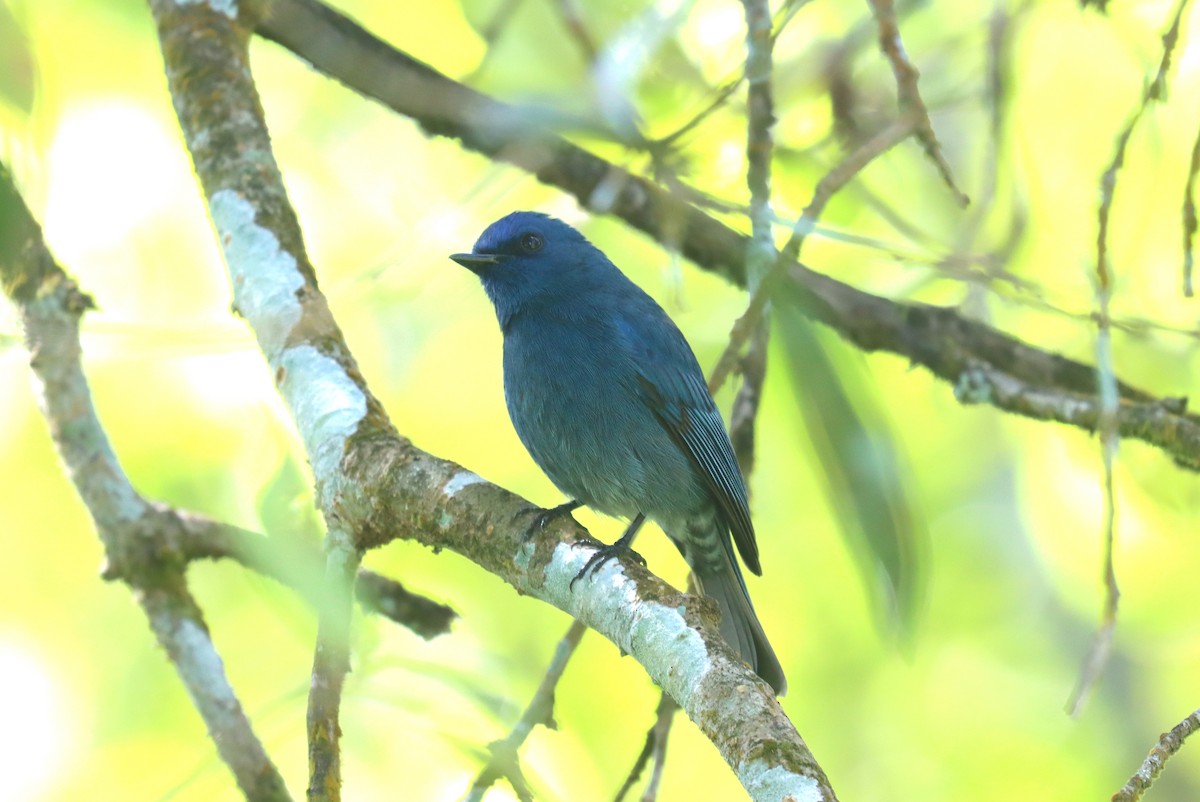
[175,0,237,19]
[514,540,537,571]
[738,761,825,802]
[209,189,303,359]
[443,470,486,498]
[535,542,712,699]
[278,345,367,499]
[167,616,238,707]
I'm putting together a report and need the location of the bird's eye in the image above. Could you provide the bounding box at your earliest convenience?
[519,232,544,253]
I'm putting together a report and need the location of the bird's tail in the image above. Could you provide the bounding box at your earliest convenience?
[692,547,787,695]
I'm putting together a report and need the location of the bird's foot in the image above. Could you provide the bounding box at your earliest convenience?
[512,499,583,540]
[570,513,649,590]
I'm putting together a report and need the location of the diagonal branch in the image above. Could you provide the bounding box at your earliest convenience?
[147,1,836,799]
[181,515,456,639]
[254,0,1200,472]
[1113,707,1200,802]
[614,692,679,802]
[145,3,373,798]
[464,620,587,802]
[865,0,969,206]
[0,162,293,802]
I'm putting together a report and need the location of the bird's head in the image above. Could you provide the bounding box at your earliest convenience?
[451,211,614,327]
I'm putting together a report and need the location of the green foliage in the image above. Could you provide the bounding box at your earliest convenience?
[3,0,1200,800]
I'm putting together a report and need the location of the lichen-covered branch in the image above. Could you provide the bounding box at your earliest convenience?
[1112,707,1200,802]
[254,0,1200,471]
[144,2,378,797]
[147,1,836,798]
[0,161,292,802]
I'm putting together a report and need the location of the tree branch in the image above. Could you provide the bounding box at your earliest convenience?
[464,620,587,802]
[0,161,293,802]
[1113,707,1200,802]
[730,0,777,479]
[254,0,1200,472]
[145,3,374,797]
[865,0,969,206]
[148,0,837,798]
[182,516,457,639]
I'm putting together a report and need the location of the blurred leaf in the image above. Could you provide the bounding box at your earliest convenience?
[775,304,928,644]
[0,5,34,114]
[256,453,322,547]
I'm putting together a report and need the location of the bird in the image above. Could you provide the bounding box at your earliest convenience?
[450,211,786,695]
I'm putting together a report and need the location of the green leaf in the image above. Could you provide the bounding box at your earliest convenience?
[776,304,928,644]
[0,5,35,115]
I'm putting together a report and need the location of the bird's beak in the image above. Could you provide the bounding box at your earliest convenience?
[450,252,502,274]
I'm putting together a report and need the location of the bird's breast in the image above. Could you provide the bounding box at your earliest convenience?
[500,316,702,518]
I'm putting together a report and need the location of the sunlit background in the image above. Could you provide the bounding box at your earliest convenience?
[3,0,1200,800]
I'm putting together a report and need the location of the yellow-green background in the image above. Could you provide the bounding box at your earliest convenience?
[3,0,1200,799]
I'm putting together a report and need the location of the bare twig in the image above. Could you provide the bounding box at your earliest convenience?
[1068,0,1191,716]
[556,0,599,63]
[709,117,914,396]
[255,0,1200,474]
[652,74,744,152]
[865,0,969,206]
[146,0,836,796]
[0,162,292,802]
[353,571,457,638]
[613,692,679,802]
[478,0,526,48]
[1182,121,1200,297]
[1112,707,1200,802]
[180,514,456,639]
[731,0,777,478]
[463,620,588,802]
[1096,0,1190,294]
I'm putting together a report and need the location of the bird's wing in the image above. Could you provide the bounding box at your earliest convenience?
[617,311,762,576]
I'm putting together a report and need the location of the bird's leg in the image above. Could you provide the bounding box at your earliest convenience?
[512,499,583,539]
[570,513,648,590]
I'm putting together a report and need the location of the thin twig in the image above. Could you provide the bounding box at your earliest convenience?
[463,620,588,802]
[255,0,1200,473]
[1112,707,1200,802]
[731,0,777,478]
[1182,121,1200,296]
[1096,0,1190,292]
[866,0,969,206]
[1068,0,1191,716]
[656,74,744,151]
[180,514,456,639]
[613,693,679,802]
[307,532,359,802]
[709,117,915,396]
[556,0,599,63]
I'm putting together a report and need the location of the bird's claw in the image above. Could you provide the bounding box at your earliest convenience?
[512,500,582,540]
[570,541,646,590]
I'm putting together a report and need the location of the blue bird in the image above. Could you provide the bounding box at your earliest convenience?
[451,212,786,694]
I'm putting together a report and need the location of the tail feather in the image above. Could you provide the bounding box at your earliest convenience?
[693,552,787,695]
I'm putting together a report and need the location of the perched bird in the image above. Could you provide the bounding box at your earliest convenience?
[451,212,786,694]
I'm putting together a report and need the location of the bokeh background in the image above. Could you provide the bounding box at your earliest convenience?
[3,0,1200,800]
